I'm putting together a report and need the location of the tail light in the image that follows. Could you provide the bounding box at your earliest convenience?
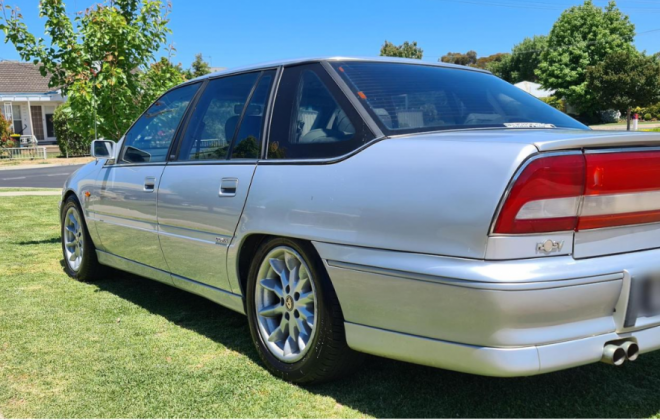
[493,151,660,234]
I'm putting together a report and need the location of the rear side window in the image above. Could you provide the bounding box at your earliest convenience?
[120,83,200,164]
[268,64,373,160]
[177,72,261,161]
[331,62,587,134]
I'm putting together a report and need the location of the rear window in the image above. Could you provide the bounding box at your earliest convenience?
[331,62,587,134]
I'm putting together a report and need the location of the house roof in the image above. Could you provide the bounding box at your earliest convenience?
[0,61,57,94]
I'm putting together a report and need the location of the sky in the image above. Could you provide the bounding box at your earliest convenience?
[0,0,659,70]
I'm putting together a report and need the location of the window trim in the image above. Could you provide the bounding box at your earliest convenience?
[113,81,204,167]
[262,62,377,163]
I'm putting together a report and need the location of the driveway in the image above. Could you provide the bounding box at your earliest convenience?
[0,164,84,188]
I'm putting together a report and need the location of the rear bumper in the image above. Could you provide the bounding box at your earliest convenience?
[313,242,660,376]
[346,322,660,377]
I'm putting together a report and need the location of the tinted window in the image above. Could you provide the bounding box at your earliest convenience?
[178,72,260,161]
[121,83,199,164]
[268,64,373,160]
[332,62,587,133]
[231,71,275,159]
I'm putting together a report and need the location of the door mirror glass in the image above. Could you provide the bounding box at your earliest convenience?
[91,139,115,159]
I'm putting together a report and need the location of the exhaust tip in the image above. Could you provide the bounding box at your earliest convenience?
[602,344,626,366]
[622,341,640,362]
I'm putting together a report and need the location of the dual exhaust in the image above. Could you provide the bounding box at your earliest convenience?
[602,341,640,366]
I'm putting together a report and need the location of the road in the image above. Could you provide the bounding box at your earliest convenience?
[0,164,84,188]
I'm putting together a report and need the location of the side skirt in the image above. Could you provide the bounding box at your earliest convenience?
[96,250,246,315]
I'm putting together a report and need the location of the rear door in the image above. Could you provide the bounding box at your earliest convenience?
[157,70,276,292]
[91,83,200,271]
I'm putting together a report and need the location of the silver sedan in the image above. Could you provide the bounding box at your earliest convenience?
[61,57,660,383]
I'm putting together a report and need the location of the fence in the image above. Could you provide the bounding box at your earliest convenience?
[0,146,48,160]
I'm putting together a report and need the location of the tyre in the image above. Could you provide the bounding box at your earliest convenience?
[246,237,363,383]
[61,195,103,281]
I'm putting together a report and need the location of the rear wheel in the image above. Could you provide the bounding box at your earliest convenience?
[61,195,102,281]
[246,237,363,383]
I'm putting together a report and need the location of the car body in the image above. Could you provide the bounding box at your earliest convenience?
[61,57,660,381]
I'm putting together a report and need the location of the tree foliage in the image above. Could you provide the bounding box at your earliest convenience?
[440,51,508,71]
[380,40,423,59]
[53,103,88,156]
[440,50,477,66]
[586,50,660,118]
[490,35,547,83]
[537,0,636,113]
[184,53,211,79]
[0,0,184,141]
[0,113,11,145]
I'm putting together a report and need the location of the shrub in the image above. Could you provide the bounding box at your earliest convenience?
[0,114,11,145]
[540,95,566,113]
[644,113,653,121]
[599,109,621,123]
[54,104,89,157]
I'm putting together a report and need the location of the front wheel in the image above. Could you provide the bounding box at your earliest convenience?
[61,195,102,281]
[246,238,363,383]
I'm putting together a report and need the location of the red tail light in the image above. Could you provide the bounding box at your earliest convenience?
[493,151,660,235]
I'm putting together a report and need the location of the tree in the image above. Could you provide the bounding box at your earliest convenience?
[190,53,211,78]
[490,35,548,83]
[474,53,509,70]
[537,0,636,114]
[380,40,423,59]
[0,0,183,142]
[440,51,477,66]
[587,50,660,130]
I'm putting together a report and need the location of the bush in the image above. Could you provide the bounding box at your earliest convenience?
[540,96,566,113]
[599,109,621,124]
[644,113,653,121]
[54,104,89,157]
[0,114,11,144]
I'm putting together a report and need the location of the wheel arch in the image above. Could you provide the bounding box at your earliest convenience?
[235,233,339,305]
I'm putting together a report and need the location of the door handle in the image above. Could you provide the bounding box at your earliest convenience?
[219,178,238,197]
[144,176,156,192]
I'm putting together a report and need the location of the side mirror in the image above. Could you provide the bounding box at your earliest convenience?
[91,139,115,159]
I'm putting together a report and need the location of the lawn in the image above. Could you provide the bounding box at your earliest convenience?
[1,195,660,418]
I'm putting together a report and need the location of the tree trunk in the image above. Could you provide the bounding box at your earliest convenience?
[627,107,632,131]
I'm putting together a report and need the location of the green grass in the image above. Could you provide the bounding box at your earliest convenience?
[1,196,660,418]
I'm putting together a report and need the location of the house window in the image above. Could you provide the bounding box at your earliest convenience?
[12,105,23,135]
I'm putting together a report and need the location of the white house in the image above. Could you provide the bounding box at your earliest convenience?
[0,60,65,145]
[514,81,555,99]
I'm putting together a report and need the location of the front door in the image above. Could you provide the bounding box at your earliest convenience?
[90,82,201,271]
[30,106,44,140]
[157,70,275,292]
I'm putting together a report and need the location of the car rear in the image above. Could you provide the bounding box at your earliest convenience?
[316,59,660,376]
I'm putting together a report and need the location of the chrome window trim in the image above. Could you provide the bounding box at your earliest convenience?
[258,135,387,165]
[488,150,584,236]
[260,66,283,160]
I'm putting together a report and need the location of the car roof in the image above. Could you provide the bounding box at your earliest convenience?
[188,56,491,83]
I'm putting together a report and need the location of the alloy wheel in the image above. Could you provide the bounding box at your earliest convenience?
[63,207,84,272]
[254,246,318,363]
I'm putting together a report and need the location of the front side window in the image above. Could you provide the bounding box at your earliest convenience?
[332,61,587,134]
[177,72,264,161]
[121,83,200,164]
[268,64,372,160]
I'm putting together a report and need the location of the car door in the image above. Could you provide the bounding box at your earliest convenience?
[157,70,276,292]
[90,83,201,272]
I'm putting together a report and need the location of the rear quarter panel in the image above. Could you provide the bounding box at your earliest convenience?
[229,137,537,292]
